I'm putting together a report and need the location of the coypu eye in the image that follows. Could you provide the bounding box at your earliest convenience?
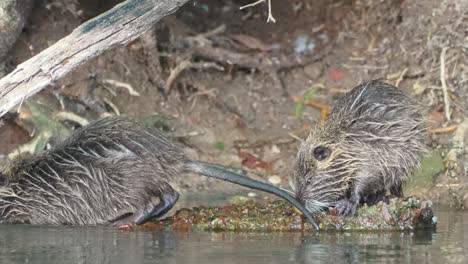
[0,173,9,187]
[313,146,331,161]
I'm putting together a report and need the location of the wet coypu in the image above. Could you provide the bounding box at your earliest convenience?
[0,116,318,229]
[293,80,428,216]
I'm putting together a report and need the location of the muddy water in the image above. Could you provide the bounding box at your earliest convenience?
[0,209,466,264]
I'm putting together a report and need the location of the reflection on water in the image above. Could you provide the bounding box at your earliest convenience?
[0,209,466,264]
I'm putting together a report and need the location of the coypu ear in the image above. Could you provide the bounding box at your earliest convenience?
[0,173,9,187]
[313,146,331,161]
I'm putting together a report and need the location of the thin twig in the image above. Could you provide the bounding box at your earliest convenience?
[394,68,408,87]
[103,98,120,115]
[196,24,226,39]
[165,60,192,94]
[101,85,117,97]
[440,47,451,122]
[288,132,304,142]
[239,0,276,23]
[102,79,140,96]
[55,112,89,126]
[240,0,265,10]
[287,124,311,142]
[185,24,226,46]
[165,60,224,94]
[329,88,350,93]
[267,0,276,23]
[435,184,460,187]
[51,92,66,109]
[430,125,458,134]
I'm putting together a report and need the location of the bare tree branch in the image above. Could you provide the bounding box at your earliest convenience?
[0,0,190,117]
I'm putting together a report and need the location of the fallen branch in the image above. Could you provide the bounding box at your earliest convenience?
[0,0,190,118]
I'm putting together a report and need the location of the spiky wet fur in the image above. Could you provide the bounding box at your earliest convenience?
[0,116,187,225]
[293,80,428,214]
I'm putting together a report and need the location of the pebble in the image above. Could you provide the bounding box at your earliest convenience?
[294,35,316,54]
[271,144,281,154]
[247,192,257,198]
[268,175,282,185]
[304,63,324,79]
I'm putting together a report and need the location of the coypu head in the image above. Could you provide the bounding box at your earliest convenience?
[292,123,354,213]
[291,80,429,214]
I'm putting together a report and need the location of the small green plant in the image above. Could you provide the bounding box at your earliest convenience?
[214,141,226,151]
[294,84,324,118]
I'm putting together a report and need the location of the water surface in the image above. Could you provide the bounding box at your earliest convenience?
[1,209,467,264]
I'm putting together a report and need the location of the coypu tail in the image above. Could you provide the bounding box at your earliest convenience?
[185,161,319,230]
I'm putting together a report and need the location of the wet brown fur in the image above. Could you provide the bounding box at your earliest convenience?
[0,116,319,228]
[0,116,187,225]
[293,80,428,215]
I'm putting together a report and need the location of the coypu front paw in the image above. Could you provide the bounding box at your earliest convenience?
[335,199,359,216]
[335,191,361,216]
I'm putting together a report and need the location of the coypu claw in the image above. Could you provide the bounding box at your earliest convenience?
[335,200,358,216]
[335,192,360,216]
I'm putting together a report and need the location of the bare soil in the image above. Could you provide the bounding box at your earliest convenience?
[0,0,466,208]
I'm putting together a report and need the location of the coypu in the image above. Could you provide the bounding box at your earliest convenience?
[293,80,428,216]
[0,116,318,229]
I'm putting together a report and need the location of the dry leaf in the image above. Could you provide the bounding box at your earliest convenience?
[329,67,345,81]
[238,151,272,172]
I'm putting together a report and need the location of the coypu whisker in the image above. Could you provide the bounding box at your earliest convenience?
[304,186,348,199]
[305,199,331,213]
